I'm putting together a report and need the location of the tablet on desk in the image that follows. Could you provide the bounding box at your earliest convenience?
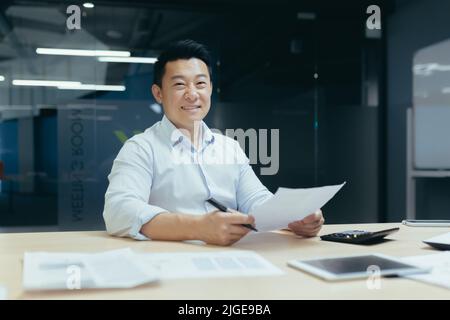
[287,253,429,281]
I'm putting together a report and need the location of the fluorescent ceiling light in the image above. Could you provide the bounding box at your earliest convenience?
[12,80,124,91]
[36,48,130,57]
[0,75,4,81]
[13,80,82,87]
[57,84,126,91]
[83,3,95,8]
[98,56,157,64]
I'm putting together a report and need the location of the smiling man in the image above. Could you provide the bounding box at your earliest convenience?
[103,39,324,245]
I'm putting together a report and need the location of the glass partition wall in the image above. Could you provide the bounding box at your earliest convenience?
[0,1,384,231]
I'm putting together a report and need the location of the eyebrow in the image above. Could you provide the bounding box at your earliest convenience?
[170,74,208,81]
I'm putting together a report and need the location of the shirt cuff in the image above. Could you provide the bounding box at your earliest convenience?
[129,204,168,240]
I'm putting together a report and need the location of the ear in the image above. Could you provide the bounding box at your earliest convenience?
[151,84,163,104]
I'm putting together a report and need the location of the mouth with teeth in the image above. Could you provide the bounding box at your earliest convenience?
[181,105,201,112]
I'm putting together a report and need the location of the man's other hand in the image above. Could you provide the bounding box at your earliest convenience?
[288,210,324,237]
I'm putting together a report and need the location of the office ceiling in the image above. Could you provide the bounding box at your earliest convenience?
[0,0,394,110]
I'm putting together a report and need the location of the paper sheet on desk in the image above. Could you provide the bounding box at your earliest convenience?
[138,250,283,279]
[252,182,346,232]
[401,252,450,290]
[23,248,159,291]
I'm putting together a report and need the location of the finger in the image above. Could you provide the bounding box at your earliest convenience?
[295,226,321,237]
[297,223,322,234]
[288,220,304,227]
[304,223,324,234]
[288,219,314,230]
[288,221,303,231]
[229,225,251,236]
[225,213,255,225]
[227,237,242,246]
[229,232,247,240]
[307,223,323,233]
[301,211,322,224]
[298,216,324,229]
[311,217,325,228]
[228,233,248,244]
[288,223,304,234]
[303,217,324,229]
[290,221,323,234]
[299,232,319,238]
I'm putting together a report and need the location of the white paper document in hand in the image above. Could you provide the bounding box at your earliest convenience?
[252,182,346,232]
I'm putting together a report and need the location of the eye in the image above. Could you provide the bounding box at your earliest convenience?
[196,81,207,87]
[174,83,185,88]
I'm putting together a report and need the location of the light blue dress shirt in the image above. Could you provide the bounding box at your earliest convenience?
[103,115,273,240]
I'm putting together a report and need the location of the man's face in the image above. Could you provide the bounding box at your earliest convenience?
[152,58,212,130]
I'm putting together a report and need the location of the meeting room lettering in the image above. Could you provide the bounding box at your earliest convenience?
[70,109,84,222]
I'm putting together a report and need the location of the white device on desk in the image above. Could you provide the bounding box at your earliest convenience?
[402,220,450,227]
[287,253,429,281]
[423,232,450,250]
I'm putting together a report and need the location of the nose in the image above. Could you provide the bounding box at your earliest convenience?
[184,85,199,102]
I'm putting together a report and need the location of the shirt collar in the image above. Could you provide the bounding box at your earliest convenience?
[160,115,215,148]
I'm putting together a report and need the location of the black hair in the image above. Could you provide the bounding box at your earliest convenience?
[153,39,212,87]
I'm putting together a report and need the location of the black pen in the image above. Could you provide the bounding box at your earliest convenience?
[206,197,258,232]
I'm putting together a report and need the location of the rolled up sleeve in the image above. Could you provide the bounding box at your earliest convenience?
[103,139,168,240]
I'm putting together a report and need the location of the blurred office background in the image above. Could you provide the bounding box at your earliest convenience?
[0,0,449,232]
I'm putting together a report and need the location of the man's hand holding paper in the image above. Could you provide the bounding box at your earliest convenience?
[251,182,345,233]
[288,210,325,237]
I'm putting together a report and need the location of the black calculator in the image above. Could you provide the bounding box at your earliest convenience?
[320,228,400,244]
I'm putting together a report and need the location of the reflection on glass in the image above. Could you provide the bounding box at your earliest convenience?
[0,1,338,230]
[413,38,450,169]
[0,2,158,230]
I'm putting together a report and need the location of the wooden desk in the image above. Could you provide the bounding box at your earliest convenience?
[0,223,448,299]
